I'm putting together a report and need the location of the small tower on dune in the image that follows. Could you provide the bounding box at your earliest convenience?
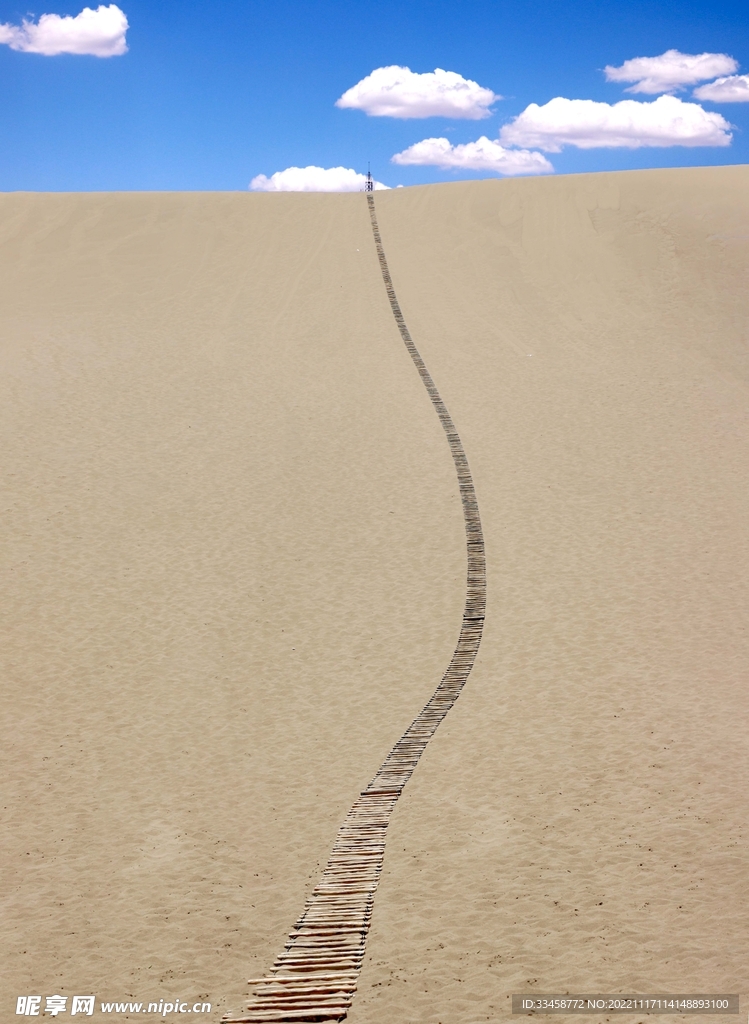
[365,164,374,192]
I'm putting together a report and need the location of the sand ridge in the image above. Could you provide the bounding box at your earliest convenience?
[2,169,748,1023]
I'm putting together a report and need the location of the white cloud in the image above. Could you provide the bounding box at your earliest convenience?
[0,4,127,57]
[335,65,498,119]
[250,166,390,192]
[604,49,737,94]
[499,95,732,151]
[694,74,749,102]
[392,136,553,176]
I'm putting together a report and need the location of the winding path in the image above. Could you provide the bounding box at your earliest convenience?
[223,193,486,1023]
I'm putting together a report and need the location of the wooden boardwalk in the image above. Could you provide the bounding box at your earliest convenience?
[223,194,486,1023]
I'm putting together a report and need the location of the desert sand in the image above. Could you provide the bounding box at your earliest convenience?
[2,168,748,1023]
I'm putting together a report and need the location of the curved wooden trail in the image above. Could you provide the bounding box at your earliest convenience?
[223,194,486,1023]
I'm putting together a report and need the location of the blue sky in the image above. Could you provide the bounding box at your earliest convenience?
[1,0,748,191]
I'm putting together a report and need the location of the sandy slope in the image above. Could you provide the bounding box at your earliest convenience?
[2,169,748,1023]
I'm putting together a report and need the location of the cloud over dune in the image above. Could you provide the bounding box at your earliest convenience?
[694,74,749,102]
[392,136,553,176]
[250,166,390,192]
[500,95,732,151]
[0,4,128,57]
[336,66,498,119]
[604,49,738,94]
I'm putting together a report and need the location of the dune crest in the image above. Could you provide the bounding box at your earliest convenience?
[2,168,748,1022]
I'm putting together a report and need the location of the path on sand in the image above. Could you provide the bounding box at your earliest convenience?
[223,196,487,1023]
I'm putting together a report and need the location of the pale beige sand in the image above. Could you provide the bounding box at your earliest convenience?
[2,169,748,1023]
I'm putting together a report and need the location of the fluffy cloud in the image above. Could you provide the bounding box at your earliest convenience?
[336,65,498,119]
[392,136,553,176]
[694,74,749,102]
[499,95,732,151]
[604,49,737,94]
[250,166,390,192]
[0,4,127,57]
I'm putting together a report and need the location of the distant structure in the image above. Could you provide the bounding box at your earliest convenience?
[365,163,374,192]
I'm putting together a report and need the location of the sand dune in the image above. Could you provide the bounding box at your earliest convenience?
[2,168,748,1023]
